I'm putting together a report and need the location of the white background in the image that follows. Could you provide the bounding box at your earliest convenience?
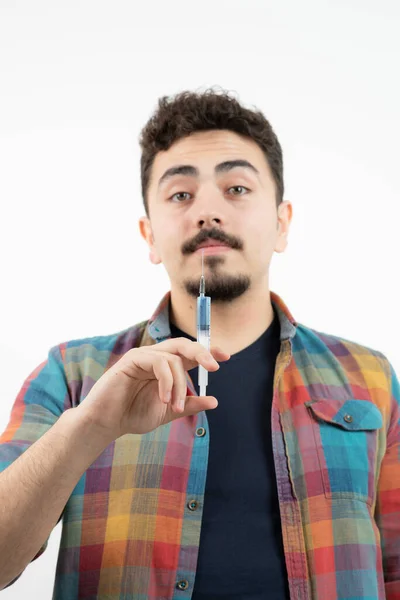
[0,0,399,597]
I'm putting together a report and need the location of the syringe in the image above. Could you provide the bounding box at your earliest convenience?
[197,250,211,397]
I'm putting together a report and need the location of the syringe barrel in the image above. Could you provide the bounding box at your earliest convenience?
[197,295,211,392]
[197,295,211,350]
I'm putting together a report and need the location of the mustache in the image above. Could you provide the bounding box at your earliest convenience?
[182,229,243,254]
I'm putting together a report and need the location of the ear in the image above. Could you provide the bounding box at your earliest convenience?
[138,216,162,265]
[274,201,293,253]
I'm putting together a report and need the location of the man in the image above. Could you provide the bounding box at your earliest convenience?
[0,89,399,600]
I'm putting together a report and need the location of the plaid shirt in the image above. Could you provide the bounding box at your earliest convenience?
[1,291,399,600]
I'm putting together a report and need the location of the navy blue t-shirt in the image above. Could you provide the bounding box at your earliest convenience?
[169,307,290,599]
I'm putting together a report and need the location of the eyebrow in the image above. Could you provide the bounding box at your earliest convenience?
[157,159,260,189]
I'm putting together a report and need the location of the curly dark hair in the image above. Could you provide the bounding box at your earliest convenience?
[139,88,284,217]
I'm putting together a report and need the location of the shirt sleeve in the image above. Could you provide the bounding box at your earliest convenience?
[0,344,70,585]
[375,359,400,599]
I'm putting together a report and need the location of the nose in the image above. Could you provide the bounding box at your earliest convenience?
[199,216,222,228]
[188,184,226,231]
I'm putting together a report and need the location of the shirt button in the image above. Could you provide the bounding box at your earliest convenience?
[187,500,198,511]
[344,414,353,423]
[196,427,206,437]
[176,580,189,591]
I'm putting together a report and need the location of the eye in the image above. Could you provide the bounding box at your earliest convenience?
[169,191,191,203]
[228,185,250,196]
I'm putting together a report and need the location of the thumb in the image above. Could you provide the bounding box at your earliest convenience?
[173,395,218,419]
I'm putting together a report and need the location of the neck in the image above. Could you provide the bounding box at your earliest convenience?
[169,283,274,357]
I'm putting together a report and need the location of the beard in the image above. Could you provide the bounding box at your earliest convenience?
[182,254,251,304]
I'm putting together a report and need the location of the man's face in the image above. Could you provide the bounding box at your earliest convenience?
[139,129,292,304]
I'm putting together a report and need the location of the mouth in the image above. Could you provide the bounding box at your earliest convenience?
[194,244,232,255]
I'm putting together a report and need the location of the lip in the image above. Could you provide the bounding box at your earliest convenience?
[195,244,232,255]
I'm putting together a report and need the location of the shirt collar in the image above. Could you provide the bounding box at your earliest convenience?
[145,290,297,344]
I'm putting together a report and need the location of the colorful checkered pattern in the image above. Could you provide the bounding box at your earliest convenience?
[1,291,399,599]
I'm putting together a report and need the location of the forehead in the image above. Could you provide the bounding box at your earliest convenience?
[149,129,271,187]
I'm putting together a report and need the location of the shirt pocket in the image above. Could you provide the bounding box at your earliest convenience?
[305,398,383,506]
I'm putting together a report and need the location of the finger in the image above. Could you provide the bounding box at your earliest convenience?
[154,337,230,366]
[167,354,188,413]
[152,355,174,404]
[124,347,221,395]
[210,346,231,360]
[169,395,219,422]
[142,347,221,375]
[138,349,221,417]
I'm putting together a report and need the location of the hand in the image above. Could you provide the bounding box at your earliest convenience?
[76,337,230,440]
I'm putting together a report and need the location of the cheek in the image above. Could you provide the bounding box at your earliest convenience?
[153,225,181,260]
[151,218,170,246]
[247,212,276,242]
